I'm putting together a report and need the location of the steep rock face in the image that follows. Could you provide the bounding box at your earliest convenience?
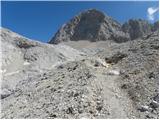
[49,9,130,44]
[122,19,159,40]
[151,21,159,32]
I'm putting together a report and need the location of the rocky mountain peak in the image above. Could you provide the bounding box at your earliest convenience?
[80,9,106,18]
[49,9,130,44]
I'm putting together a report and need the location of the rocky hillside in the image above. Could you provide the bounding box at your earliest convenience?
[62,30,159,119]
[1,28,135,119]
[1,9,159,119]
[1,28,85,95]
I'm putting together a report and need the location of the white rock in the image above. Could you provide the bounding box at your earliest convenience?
[139,105,149,112]
[151,100,159,108]
[107,70,120,75]
[142,105,149,110]
[23,61,30,65]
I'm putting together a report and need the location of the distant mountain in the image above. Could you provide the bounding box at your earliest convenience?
[49,9,130,44]
[122,19,159,40]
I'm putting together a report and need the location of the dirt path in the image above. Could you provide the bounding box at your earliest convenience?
[86,58,137,118]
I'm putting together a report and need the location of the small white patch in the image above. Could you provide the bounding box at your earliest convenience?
[152,100,158,104]
[80,117,88,119]
[23,61,30,65]
[0,88,11,95]
[108,70,120,75]
[142,105,149,110]
[105,63,111,68]
[5,71,20,76]
[94,58,110,68]
[0,69,6,73]
[151,100,159,107]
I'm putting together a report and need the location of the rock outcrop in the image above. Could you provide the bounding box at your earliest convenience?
[122,19,158,40]
[151,21,159,32]
[49,9,130,44]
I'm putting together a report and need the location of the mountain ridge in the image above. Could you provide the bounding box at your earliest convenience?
[49,9,158,44]
[49,9,130,44]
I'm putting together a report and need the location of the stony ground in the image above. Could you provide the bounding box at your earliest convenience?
[62,30,159,118]
[0,28,159,119]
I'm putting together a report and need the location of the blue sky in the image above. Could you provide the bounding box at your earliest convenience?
[1,1,159,43]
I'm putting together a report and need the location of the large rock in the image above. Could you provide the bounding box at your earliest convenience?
[49,9,130,44]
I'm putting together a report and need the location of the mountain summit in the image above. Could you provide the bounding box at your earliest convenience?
[49,9,130,44]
